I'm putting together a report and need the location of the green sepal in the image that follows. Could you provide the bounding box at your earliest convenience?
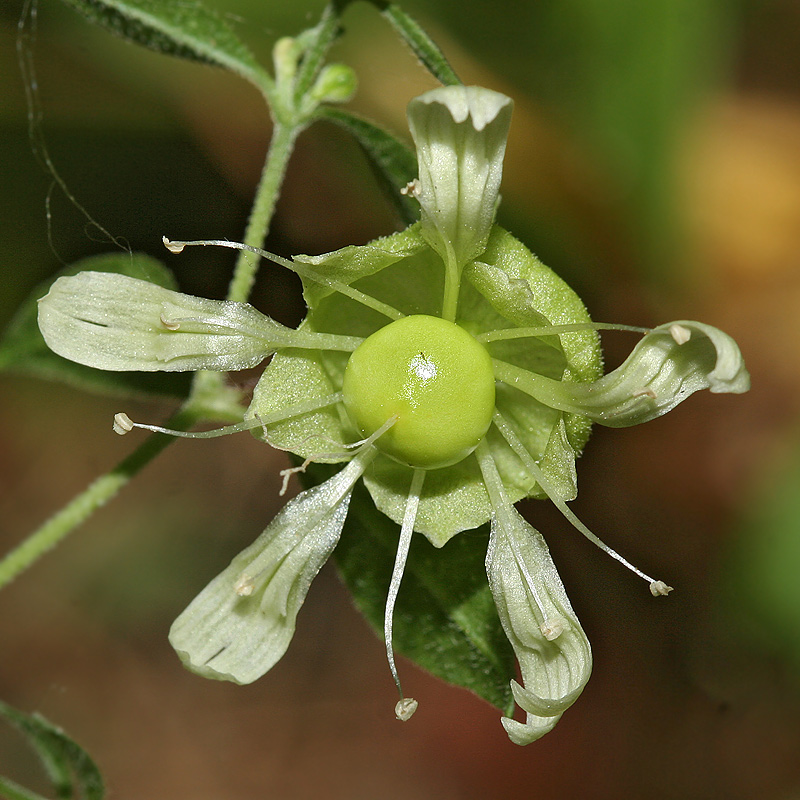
[294,225,429,312]
[248,346,349,461]
[251,224,602,546]
[312,463,516,715]
[169,452,370,684]
[0,253,190,399]
[0,699,104,800]
[59,0,271,92]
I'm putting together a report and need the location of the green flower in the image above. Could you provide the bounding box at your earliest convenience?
[37,85,749,744]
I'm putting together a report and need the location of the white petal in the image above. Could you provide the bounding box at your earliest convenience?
[493,320,750,427]
[486,503,592,745]
[38,271,321,372]
[168,453,371,684]
[407,86,513,270]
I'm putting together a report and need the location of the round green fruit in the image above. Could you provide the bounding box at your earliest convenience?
[342,314,495,469]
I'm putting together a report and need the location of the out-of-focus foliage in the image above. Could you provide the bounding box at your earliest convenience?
[721,435,800,670]
[2,0,800,797]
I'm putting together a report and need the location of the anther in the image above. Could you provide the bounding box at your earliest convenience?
[162,236,185,254]
[649,580,673,597]
[540,618,565,640]
[235,574,255,597]
[160,313,180,330]
[400,179,421,197]
[669,324,691,345]
[113,412,134,435]
[395,698,418,722]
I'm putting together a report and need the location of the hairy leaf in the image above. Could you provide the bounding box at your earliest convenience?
[59,0,270,90]
[360,2,461,86]
[0,699,104,800]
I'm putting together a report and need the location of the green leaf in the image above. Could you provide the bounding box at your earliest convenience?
[318,108,419,226]
[0,253,190,399]
[360,2,461,87]
[0,699,104,800]
[59,0,271,91]
[325,465,516,714]
[720,435,800,672]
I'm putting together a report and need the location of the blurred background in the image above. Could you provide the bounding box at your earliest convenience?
[1,0,800,797]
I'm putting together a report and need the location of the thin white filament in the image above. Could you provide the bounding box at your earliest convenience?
[114,393,343,439]
[492,410,667,589]
[163,237,404,321]
[477,322,650,344]
[474,442,550,615]
[278,415,398,494]
[385,468,426,702]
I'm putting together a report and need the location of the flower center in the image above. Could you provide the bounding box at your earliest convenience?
[342,314,495,469]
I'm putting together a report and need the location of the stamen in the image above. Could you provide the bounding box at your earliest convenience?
[477,322,651,344]
[111,393,343,439]
[649,580,673,596]
[385,468,425,718]
[277,415,398,495]
[395,698,419,721]
[540,618,565,641]
[400,179,421,197]
[160,313,180,330]
[492,411,672,594]
[234,574,255,597]
[474,442,551,615]
[163,236,404,321]
[113,412,134,435]
[669,324,691,345]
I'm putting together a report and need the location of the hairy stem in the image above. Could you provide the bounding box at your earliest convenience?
[2,118,302,591]
[226,121,299,304]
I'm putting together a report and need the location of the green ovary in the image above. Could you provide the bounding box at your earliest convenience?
[342,315,496,470]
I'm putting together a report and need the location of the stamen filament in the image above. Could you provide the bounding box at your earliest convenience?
[492,410,671,594]
[163,237,404,321]
[474,442,550,616]
[113,393,343,439]
[477,322,650,344]
[278,415,398,494]
[385,468,425,720]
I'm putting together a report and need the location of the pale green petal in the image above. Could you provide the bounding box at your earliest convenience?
[169,452,372,684]
[37,271,346,372]
[486,503,592,745]
[493,320,750,427]
[407,86,513,269]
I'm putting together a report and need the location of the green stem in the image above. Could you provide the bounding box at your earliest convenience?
[0,407,200,592]
[226,121,299,304]
[0,776,48,800]
[0,113,302,591]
